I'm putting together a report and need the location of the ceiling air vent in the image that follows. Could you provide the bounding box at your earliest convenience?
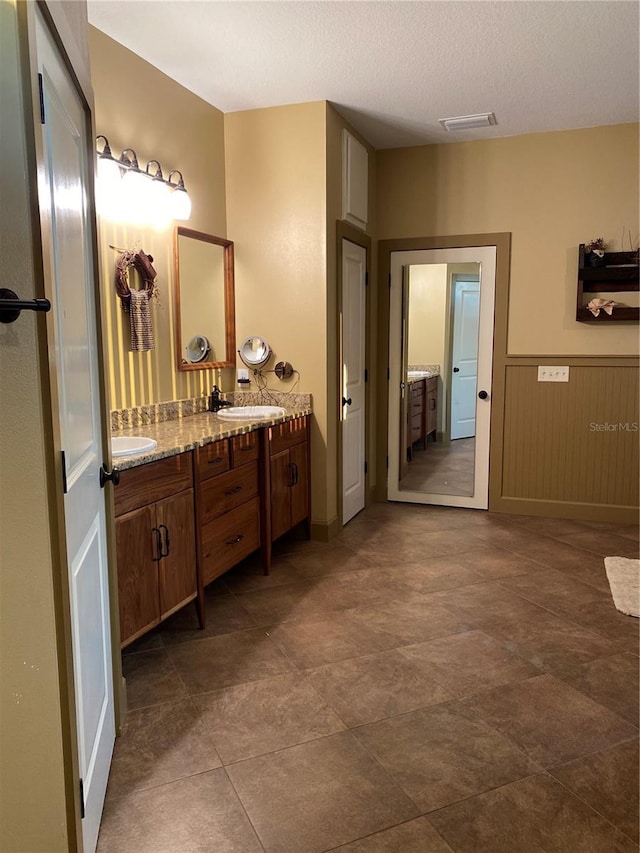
[439,113,497,132]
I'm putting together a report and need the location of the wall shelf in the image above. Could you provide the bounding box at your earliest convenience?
[576,244,639,323]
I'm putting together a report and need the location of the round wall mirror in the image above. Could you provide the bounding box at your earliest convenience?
[238,336,271,368]
[185,334,211,363]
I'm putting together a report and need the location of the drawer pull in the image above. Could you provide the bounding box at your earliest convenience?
[208,456,224,464]
[226,534,244,546]
[225,485,243,496]
[239,444,255,452]
[159,524,170,557]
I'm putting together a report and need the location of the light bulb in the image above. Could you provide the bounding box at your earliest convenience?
[170,186,192,221]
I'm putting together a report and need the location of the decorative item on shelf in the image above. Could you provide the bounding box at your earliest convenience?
[95,135,191,224]
[584,237,606,267]
[113,247,158,351]
[587,297,617,317]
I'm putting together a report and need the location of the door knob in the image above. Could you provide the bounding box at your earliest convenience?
[342,397,352,406]
[99,465,120,487]
[453,367,460,373]
[478,390,489,400]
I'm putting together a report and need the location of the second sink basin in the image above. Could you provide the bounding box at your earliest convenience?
[111,436,158,457]
[216,405,286,420]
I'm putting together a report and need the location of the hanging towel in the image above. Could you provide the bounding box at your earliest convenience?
[129,289,154,351]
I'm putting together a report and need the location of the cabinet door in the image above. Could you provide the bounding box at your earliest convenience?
[116,504,159,646]
[426,389,438,435]
[270,449,292,541]
[156,490,197,619]
[289,442,309,528]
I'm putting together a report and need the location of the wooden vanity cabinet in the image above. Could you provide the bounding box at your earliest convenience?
[195,433,261,588]
[426,377,438,438]
[114,453,197,648]
[262,416,311,571]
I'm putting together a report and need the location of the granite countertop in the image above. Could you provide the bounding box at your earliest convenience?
[111,406,312,470]
[407,368,440,384]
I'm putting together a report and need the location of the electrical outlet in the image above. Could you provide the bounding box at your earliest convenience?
[537,366,569,382]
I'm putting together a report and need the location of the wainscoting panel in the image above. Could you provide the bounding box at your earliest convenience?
[501,365,638,510]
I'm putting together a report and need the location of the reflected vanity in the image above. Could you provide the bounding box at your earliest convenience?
[174,227,236,370]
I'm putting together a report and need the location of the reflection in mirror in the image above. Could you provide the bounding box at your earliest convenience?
[400,262,480,497]
[238,335,272,368]
[174,228,235,370]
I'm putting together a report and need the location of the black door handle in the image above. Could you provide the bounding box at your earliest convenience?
[291,462,299,486]
[0,288,51,324]
[342,397,352,406]
[453,367,460,373]
[478,390,489,400]
[152,527,163,561]
[99,465,120,487]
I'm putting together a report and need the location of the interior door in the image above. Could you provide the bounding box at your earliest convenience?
[35,13,115,851]
[341,239,366,524]
[450,280,480,440]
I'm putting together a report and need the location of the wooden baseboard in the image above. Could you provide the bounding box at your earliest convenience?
[311,516,342,542]
[491,496,639,525]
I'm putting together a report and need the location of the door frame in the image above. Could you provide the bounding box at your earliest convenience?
[377,233,511,509]
[336,221,372,527]
[19,2,121,846]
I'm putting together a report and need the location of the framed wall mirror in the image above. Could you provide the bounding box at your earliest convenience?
[174,227,235,371]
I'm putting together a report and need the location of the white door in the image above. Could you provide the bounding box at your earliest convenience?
[388,247,495,510]
[35,14,115,852]
[341,239,367,524]
[450,280,480,440]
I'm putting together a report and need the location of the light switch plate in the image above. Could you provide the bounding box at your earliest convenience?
[537,366,569,382]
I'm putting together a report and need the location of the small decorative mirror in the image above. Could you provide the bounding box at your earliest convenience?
[174,227,235,370]
[238,335,272,368]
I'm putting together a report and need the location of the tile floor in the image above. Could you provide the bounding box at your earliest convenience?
[98,504,639,853]
[400,438,475,496]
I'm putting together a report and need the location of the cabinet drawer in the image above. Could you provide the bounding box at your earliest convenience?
[269,417,307,455]
[411,397,424,413]
[411,414,423,442]
[231,433,259,467]
[199,462,258,525]
[201,498,260,585]
[196,439,230,481]
[115,452,193,516]
[411,381,425,398]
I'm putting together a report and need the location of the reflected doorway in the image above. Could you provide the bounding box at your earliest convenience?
[388,246,496,509]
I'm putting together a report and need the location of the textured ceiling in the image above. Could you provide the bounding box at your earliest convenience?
[87,0,639,150]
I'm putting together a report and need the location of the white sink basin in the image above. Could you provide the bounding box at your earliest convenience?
[216,405,286,420]
[111,436,158,457]
[408,370,431,378]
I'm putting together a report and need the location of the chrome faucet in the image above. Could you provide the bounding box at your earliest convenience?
[209,385,232,413]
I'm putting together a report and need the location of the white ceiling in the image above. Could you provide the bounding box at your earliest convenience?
[87,0,639,150]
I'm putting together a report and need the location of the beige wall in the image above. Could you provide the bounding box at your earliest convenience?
[408,264,447,366]
[377,124,639,356]
[225,102,331,523]
[0,3,71,849]
[89,27,230,409]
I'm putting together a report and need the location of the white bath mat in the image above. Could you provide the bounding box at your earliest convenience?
[604,556,640,618]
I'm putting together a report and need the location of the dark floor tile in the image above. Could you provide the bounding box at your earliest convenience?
[425,581,548,625]
[457,545,544,580]
[105,699,220,799]
[269,610,397,669]
[551,598,640,646]
[122,649,187,710]
[364,529,485,565]
[97,768,262,853]
[399,630,541,697]
[464,673,637,767]
[481,610,617,673]
[556,530,639,559]
[159,592,256,645]
[551,738,639,842]
[307,650,452,727]
[227,732,419,853]
[166,628,295,694]
[499,566,608,612]
[354,703,539,813]
[429,772,637,853]
[371,555,483,595]
[193,671,345,764]
[327,817,454,852]
[283,543,381,579]
[501,515,594,538]
[511,539,613,591]
[121,629,163,655]
[556,652,639,724]
[351,595,472,646]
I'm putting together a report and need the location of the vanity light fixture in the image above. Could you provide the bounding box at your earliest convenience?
[167,170,192,221]
[94,136,192,223]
